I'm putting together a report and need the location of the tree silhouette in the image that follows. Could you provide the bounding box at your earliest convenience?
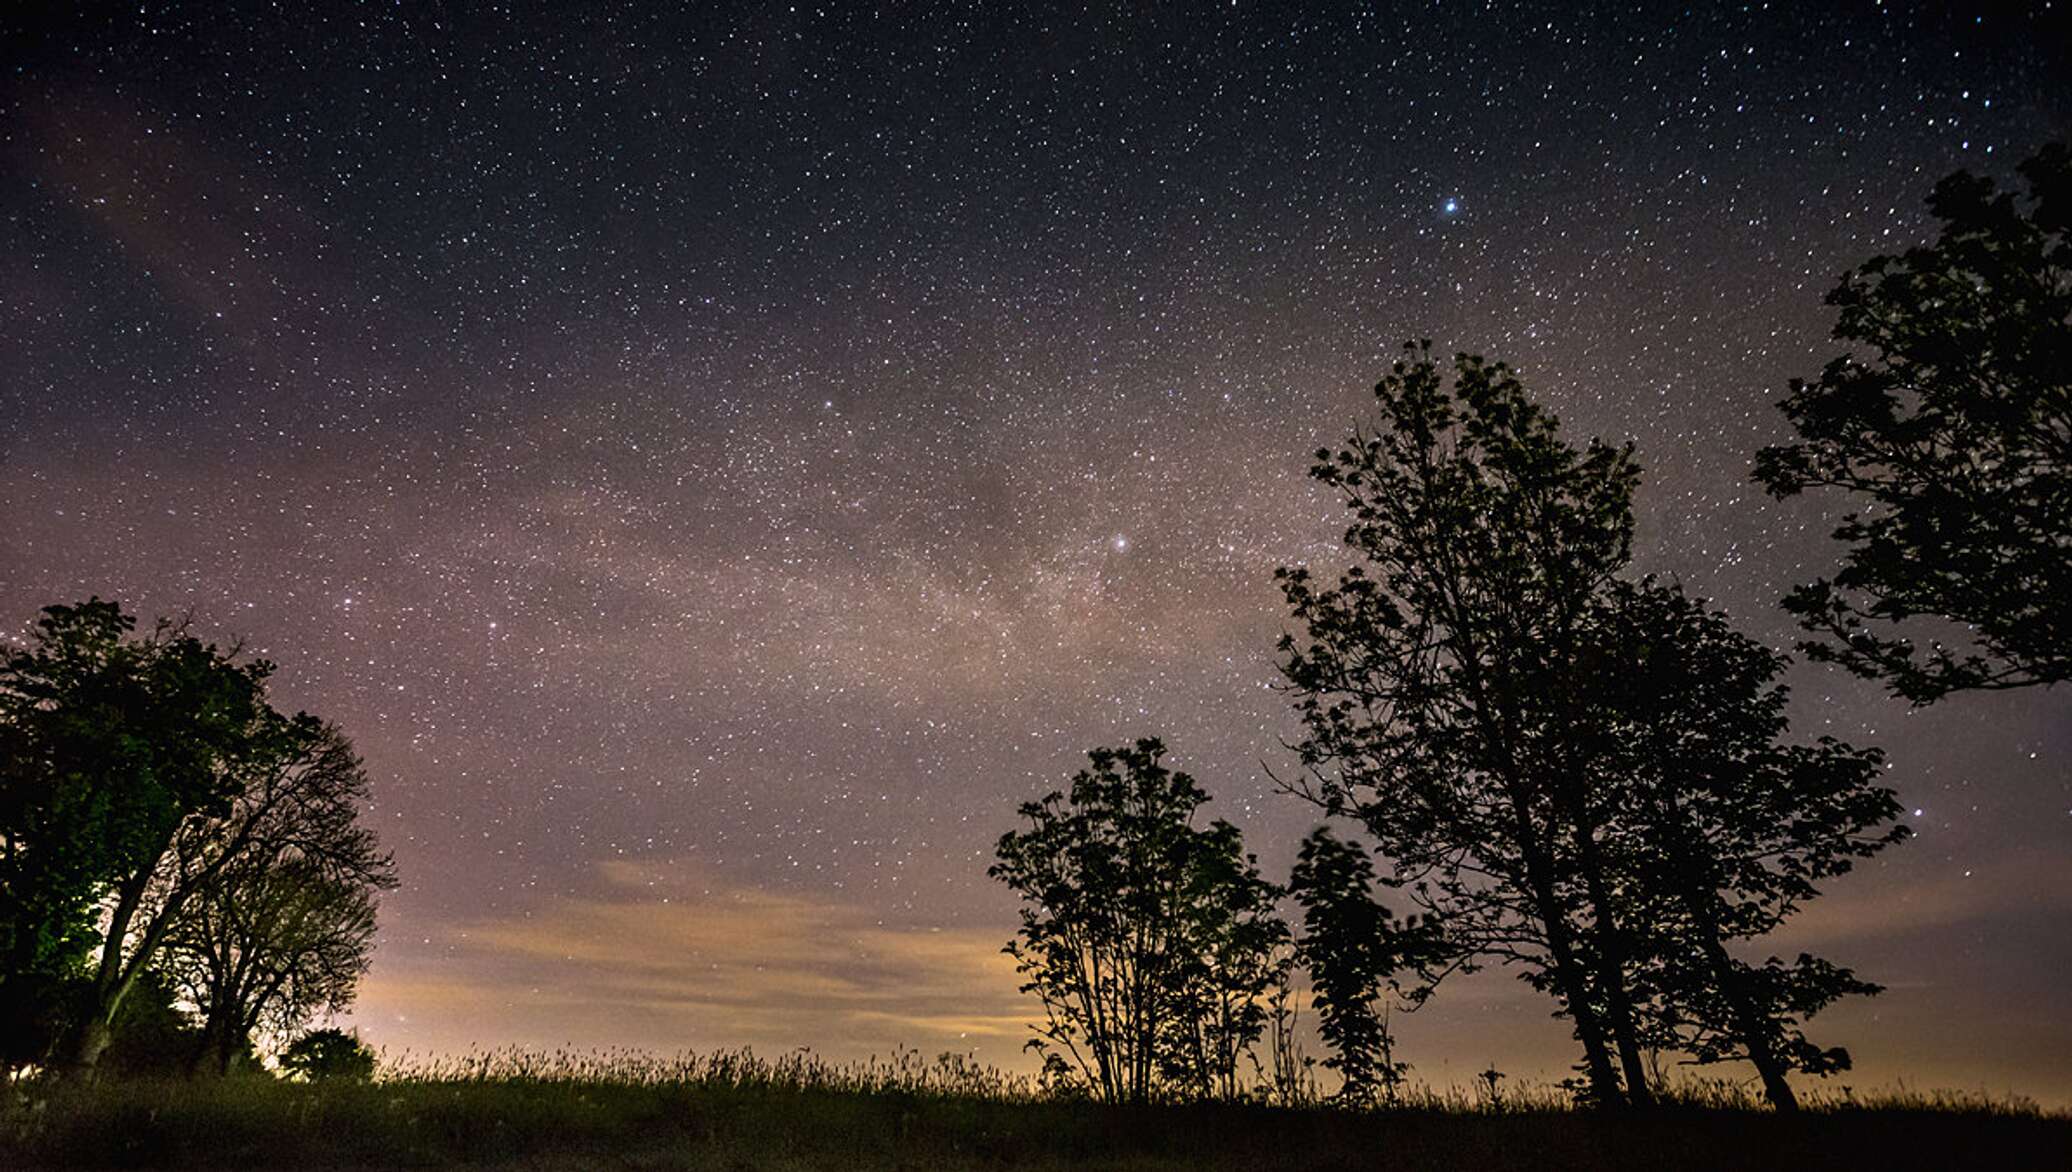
[1161,817,1290,1101]
[989,739,1288,1104]
[1576,577,1907,1110]
[162,724,396,1074]
[1754,141,2071,702]
[277,1027,377,1082]
[1276,344,1647,1106]
[1278,345,1906,1110]
[1,600,276,1071]
[1288,827,1428,1106]
[0,599,393,1075]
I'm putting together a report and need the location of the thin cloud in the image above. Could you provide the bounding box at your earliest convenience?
[352,858,1032,1062]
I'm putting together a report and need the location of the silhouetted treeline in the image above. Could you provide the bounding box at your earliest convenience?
[992,142,2067,1110]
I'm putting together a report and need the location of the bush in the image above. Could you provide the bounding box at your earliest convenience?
[278,1028,375,1082]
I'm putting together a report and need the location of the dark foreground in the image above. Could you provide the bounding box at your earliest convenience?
[3,1075,2066,1171]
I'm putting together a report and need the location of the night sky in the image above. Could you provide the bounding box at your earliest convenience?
[3,4,2068,1103]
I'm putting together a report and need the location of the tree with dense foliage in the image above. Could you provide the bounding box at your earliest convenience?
[1278,345,1904,1109]
[990,739,1288,1104]
[1288,827,1427,1106]
[1160,818,1290,1101]
[278,1027,378,1082]
[1576,577,1907,1111]
[1754,141,2071,702]
[1,599,276,1070]
[0,598,393,1075]
[64,712,335,1072]
[162,724,396,1074]
[1276,344,1647,1106]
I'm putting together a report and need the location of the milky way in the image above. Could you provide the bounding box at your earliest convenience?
[2,4,2067,1100]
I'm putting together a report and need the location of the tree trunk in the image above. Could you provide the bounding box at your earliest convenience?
[63,827,180,1075]
[1655,795,1800,1113]
[65,1014,113,1075]
[1470,688,1624,1105]
[191,1011,245,1077]
[1517,833,1624,1107]
[1574,832,1656,1107]
[1710,940,1800,1112]
[1676,878,1800,1112]
[1453,613,1624,1107]
[65,876,149,1074]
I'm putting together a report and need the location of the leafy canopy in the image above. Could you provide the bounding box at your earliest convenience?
[1755,141,2072,701]
[1,601,269,978]
[989,739,1287,1104]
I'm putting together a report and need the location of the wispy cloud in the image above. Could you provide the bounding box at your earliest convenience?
[351,858,1031,1063]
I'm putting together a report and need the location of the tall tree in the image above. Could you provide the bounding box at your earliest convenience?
[1,599,392,1075]
[0,600,276,1072]
[989,739,1288,1104]
[162,723,396,1074]
[1276,344,1647,1106]
[1754,141,2071,702]
[1575,578,1907,1110]
[64,711,328,1071]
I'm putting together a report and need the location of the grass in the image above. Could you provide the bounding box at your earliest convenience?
[3,1048,2064,1170]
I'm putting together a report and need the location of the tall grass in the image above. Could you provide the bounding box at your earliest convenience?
[381,1043,1043,1100]
[3,1046,2063,1170]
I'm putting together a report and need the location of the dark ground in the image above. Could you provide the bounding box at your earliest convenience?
[3,1075,2066,1170]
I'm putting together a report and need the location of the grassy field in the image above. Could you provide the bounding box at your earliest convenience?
[3,1049,2064,1170]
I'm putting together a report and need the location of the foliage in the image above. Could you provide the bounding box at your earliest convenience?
[989,740,1289,1104]
[1575,577,1908,1107]
[1277,344,1903,1111]
[277,1028,377,1082]
[1288,827,1427,1106]
[0,599,276,1070]
[1754,141,2072,702]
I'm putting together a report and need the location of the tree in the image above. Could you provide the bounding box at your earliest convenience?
[1575,578,1907,1110]
[1275,344,1649,1106]
[1160,818,1291,1101]
[1288,827,1428,1106]
[1,599,393,1076]
[989,739,1288,1104]
[0,599,278,1072]
[278,1027,377,1082]
[1754,141,2072,702]
[162,724,396,1074]
[1279,347,1907,1111]
[65,713,336,1073]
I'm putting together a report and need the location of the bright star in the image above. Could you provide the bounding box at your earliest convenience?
[1112,534,1130,552]
[1442,198,1460,215]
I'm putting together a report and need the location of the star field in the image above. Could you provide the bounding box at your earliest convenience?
[2,4,2067,1099]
